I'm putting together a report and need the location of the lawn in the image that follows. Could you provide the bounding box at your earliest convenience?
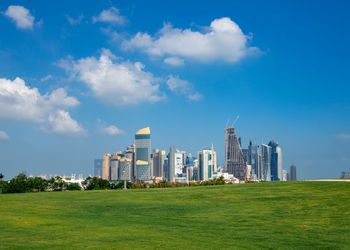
[0,181,349,249]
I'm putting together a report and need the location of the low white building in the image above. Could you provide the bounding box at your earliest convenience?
[210,171,240,183]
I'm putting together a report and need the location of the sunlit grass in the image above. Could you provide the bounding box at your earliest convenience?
[0,181,349,249]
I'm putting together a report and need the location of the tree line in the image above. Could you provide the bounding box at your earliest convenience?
[0,173,229,194]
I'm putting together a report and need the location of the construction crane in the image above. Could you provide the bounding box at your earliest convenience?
[231,115,240,127]
[225,118,230,130]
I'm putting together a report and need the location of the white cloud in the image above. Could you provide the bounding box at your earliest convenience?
[187,93,203,101]
[3,5,35,30]
[40,74,52,82]
[166,75,202,101]
[123,17,259,63]
[58,49,164,106]
[97,119,124,135]
[101,125,124,135]
[66,14,83,25]
[0,77,84,135]
[48,110,85,135]
[92,7,126,25]
[336,134,350,140]
[0,130,9,139]
[164,57,184,66]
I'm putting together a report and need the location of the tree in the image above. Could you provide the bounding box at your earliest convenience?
[0,173,4,180]
[7,173,28,193]
[33,177,48,192]
[82,177,111,190]
[46,176,68,191]
[67,183,81,191]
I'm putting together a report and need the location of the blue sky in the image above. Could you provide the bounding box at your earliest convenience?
[0,0,349,179]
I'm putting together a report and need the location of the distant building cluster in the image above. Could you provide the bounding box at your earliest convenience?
[95,127,236,183]
[340,172,350,179]
[94,126,297,183]
[224,124,296,181]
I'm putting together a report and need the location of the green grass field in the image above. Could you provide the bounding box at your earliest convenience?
[1,182,350,249]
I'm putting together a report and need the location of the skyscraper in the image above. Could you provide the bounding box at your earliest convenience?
[225,126,247,180]
[125,144,136,179]
[94,159,103,178]
[248,141,261,179]
[152,150,166,178]
[261,144,271,181]
[167,146,184,182]
[135,127,151,180]
[198,148,217,181]
[110,156,120,181]
[242,149,249,165]
[268,140,283,181]
[168,145,175,182]
[135,160,150,181]
[290,165,297,181]
[102,153,111,180]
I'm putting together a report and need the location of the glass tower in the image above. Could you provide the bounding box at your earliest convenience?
[135,127,151,181]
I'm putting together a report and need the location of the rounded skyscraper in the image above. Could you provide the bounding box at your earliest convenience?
[135,127,151,180]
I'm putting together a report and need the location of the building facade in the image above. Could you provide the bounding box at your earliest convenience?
[261,144,271,181]
[110,157,119,181]
[268,140,283,181]
[94,159,103,178]
[198,149,217,181]
[135,160,151,181]
[225,127,247,180]
[125,144,135,179]
[102,153,111,180]
[248,141,261,179]
[152,150,166,178]
[290,165,297,181]
[135,127,151,181]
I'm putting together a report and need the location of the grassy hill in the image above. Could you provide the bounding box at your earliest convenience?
[0,181,349,249]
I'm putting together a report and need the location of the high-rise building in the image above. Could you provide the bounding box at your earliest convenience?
[167,146,185,182]
[152,150,166,178]
[110,157,120,181]
[198,148,217,181]
[94,159,103,178]
[125,144,136,179]
[268,140,283,181]
[290,165,297,181]
[135,127,151,180]
[242,149,249,165]
[186,166,194,181]
[186,153,194,167]
[119,158,132,181]
[168,145,175,182]
[282,169,287,181]
[102,153,111,180]
[225,126,247,180]
[135,160,151,181]
[193,167,199,181]
[261,144,271,181]
[341,172,350,179]
[248,141,261,179]
[175,150,184,176]
[163,157,169,180]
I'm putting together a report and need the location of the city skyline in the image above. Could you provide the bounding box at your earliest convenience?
[0,0,349,180]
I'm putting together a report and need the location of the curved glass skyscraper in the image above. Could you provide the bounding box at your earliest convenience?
[135,127,151,180]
